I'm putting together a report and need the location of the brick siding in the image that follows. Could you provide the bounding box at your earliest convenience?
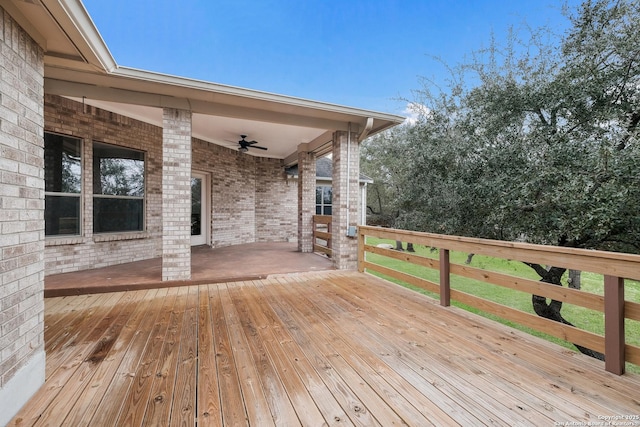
[0,5,45,390]
[161,108,192,281]
[331,131,360,270]
[255,156,297,243]
[44,95,163,274]
[43,97,298,275]
[192,138,297,247]
[297,151,316,252]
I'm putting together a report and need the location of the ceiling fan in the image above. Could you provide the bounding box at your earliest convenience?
[237,135,267,152]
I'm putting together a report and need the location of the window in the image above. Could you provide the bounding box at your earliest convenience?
[191,177,201,236]
[316,185,332,215]
[93,142,145,233]
[45,133,82,236]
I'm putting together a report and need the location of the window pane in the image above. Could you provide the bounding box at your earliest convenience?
[93,142,144,196]
[92,142,145,233]
[44,133,81,193]
[323,206,332,215]
[316,187,322,205]
[93,198,143,233]
[323,187,332,204]
[316,206,322,215]
[191,178,202,236]
[45,195,80,235]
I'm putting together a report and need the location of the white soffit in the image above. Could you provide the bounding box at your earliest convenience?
[67,97,329,159]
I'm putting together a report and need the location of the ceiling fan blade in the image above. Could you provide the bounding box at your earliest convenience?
[252,145,268,150]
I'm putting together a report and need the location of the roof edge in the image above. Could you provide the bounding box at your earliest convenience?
[112,66,406,124]
[53,0,117,71]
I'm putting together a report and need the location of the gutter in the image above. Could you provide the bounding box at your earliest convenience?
[358,117,374,142]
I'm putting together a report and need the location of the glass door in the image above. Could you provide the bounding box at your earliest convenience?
[190,172,207,245]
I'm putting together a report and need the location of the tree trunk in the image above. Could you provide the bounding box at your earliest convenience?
[567,269,581,290]
[526,263,604,360]
[406,242,415,252]
[465,253,475,264]
[395,240,404,251]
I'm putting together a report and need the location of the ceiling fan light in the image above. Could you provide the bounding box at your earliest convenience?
[239,146,248,152]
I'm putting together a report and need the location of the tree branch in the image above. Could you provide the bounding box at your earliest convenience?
[523,262,549,278]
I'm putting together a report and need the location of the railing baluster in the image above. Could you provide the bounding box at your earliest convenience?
[440,248,450,307]
[604,275,625,375]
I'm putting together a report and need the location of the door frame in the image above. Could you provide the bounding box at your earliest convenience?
[190,171,210,246]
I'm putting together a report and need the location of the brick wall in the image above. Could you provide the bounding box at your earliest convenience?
[44,95,163,274]
[331,131,360,270]
[44,98,298,274]
[192,138,297,247]
[192,138,256,246]
[0,6,45,421]
[255,156,297,242]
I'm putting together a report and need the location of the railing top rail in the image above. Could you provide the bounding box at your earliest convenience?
[313,215,332,224]
[359,225,640,281]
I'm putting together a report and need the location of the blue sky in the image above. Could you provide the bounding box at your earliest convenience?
[82,0,582,117]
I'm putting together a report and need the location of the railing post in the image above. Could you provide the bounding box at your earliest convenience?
[440,248,450,307]
[604,275,625,375]
[357,227,365,273]
[312,216,316,253]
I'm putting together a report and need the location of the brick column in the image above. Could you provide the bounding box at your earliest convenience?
[162,108,192,281]
[0,8,46,425]
[331,130,360,270]
[297,150,316,252]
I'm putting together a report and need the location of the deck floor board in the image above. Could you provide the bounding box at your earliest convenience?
[10,271,640,426]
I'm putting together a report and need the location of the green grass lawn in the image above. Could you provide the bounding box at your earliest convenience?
[364,237,640,374]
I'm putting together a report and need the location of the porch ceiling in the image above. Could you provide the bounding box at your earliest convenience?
[62,96,333,160]
[6,0,404,162]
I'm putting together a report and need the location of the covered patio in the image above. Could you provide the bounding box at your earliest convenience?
[1,2,406,419]
[10,270,640,426]
[44,242,333,297]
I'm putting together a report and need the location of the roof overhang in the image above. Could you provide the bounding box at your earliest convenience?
[3,0,404,162]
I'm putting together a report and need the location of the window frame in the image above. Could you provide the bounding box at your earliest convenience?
[316,184,333,215]
[92,141,146,234]
[44,132,83,237]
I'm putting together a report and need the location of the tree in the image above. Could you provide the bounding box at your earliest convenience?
[98,158,145,196]
[361,123,413,227]
[385,0,640,360]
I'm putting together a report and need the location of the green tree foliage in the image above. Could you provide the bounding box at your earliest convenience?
[98,158,144,197]
[402,0,640,251]
[361,124,413,226]
[363,0,640,359]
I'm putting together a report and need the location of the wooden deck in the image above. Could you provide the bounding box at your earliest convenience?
[11,271,640,426]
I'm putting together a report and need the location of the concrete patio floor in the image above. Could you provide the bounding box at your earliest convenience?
[45,242,334,297]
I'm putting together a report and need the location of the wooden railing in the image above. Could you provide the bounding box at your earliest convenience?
[358,225,640,375]
[313,215,332,257]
